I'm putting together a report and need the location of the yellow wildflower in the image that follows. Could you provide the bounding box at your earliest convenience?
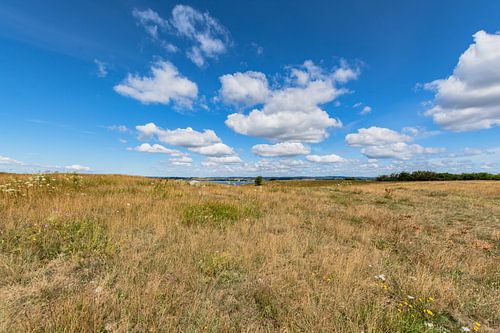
[423,309,434,316]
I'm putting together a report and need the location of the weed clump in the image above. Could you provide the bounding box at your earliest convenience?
[253,284,280,325]
[196,252,243,284]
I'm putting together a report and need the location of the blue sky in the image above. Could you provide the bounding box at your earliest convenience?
[1,0,499,176]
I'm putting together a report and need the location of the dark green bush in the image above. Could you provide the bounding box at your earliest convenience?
[376,171,500,182]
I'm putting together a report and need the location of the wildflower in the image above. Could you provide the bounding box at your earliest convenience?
[407,295,415,300]
[473,322,481,332]
[425,322,434,328]
[423,309,434,316]
[428,297,434,302]
[461,327,471,332]
[374,274,386,281]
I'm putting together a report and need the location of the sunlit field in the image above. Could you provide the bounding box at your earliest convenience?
[0,174,498,332]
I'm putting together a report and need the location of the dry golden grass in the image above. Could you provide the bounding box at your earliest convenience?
[0,174,498,332]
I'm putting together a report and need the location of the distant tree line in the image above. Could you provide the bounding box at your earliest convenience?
[376,171,500,181]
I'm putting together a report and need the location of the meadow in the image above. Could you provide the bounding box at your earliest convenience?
[0,174,498,332]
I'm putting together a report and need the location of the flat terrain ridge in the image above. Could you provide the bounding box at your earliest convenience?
[0,174,498,332]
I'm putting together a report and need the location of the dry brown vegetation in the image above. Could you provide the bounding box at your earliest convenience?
[0,174,498,332]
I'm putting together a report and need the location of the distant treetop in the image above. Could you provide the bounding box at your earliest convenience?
[376,171,500,181]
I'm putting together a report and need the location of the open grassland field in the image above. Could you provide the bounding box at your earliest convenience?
[0,174,498,332]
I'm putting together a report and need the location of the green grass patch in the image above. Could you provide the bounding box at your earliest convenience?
[182,201,259,228]
[0,218,111,261]
[195,252,243,284]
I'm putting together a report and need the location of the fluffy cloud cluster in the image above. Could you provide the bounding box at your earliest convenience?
[134,123,241,165]
[359,143,444,160]
[219,71,269,106]
[114,61,198,108]
[306,154,345,163]
[128,143,186,157]
[136,123,220,147]
[201,156,242,167]
[251,142,310,157]
[346,127,412,146]
[424,31,500,131]
[170,156,193,166]
[223,60,357,147]
[346,126,444,160]
[188,143,235,156]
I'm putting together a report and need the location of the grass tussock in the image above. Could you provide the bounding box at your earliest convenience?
[0,174,498,332]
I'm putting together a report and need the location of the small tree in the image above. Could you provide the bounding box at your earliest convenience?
[254,176,263,186]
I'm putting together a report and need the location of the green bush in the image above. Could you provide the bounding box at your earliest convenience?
[255,176,264,186]
[376,171,500,182]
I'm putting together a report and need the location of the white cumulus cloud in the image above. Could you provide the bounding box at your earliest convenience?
[219,71,269,106]
[201,155,242,167]
[136,123,221,148]
[424,30,500,131]
[346,127,445,160]
[114,61,198,108]
[128,143,186,157]
[188,143,235,156]
[170,156,193,166]
[306,154,345,163]
[252,142,310,157]
[223,61,356,143]
[345,127,412,146]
